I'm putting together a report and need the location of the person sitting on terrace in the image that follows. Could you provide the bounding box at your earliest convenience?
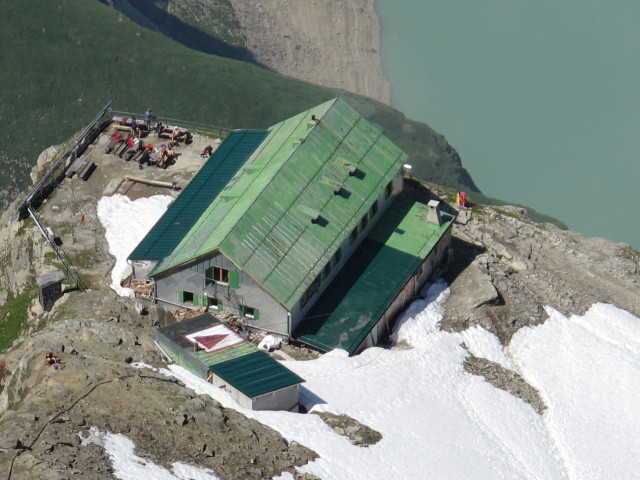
[201,145,213,159]
[158,145,176,169]
[170,126,181,142]
[138,144,154,169]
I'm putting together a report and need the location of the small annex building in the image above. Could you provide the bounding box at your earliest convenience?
[156,313,304,411]
[130,97,455,355]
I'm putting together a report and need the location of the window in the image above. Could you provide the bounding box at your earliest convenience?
[207,267,239,288]
[332,248,342,267]
[360,215,368,233]
[370,200,378,218]
[204,296,222,310]
[385,180,393,199]
[210,266,229,283]
[180,290,198,306]
[300,275,322,308]
[240,305,259,319]
[349,227,358,244]
[323,262,332,279]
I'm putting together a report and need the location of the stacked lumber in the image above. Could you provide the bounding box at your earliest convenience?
[132,279,153,299]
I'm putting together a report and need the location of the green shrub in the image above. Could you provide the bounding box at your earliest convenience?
[0,290,34,353]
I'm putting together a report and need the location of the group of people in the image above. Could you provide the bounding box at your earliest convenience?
[104,109,201,170]
[105,131,179,169]
[104,113,186,169]
[45,352,64,369]
[129,108,154,135]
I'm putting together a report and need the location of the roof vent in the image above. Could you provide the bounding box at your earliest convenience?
[340,162,357,173]
[338,161,365,179]
[297,205,321,221]
[220,192,240,200]
[297,205,329,227]
[244,164,262,173]
[319,175,343,192]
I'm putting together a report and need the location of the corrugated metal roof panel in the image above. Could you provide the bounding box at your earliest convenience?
[293,194,455,354]
[210,351,304,398]
[130,130,268,261]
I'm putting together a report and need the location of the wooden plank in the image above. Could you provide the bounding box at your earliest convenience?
[66,154,89,178]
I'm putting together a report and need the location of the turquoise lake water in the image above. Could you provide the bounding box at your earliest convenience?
[376,0,640,248]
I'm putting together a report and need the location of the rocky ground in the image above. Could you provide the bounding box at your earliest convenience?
[0,131,638,478]
[0,291,318,480]
[439,201,640,411]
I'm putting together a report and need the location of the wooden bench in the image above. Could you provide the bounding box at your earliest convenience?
[78,162,96,181]
[66,154,90,178]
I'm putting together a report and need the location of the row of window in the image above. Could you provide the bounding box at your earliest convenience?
[179,290,259,319]
[300,184,391,309]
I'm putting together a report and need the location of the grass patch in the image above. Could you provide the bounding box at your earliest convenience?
[494,207,531,223]
[622,246,639,261]
[0,290,35,353]
[43,251,57,264]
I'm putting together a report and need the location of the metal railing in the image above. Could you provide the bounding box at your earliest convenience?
[111,110,232,138]
[27,206,86,290]
[17,101,113,216]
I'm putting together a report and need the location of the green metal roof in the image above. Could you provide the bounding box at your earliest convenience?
[157,314,303,398]
[152,98,408,310]
[210,351,303,398]
[293,193,455,354]
[129,130,268,260]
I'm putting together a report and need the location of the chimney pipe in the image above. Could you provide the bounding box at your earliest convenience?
[427,200,442,226]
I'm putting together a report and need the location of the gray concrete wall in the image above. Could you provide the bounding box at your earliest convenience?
[154,253,289,335]
[209,374,254,410]
[252,385,300,411]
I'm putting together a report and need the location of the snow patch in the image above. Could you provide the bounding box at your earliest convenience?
[97,194,172,297]
[79,426,220,479]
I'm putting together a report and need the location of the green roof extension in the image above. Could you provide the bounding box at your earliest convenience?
[157,314,304,398]
[152,97,408,310]
[210,351,303,398]
[129,129,268,260]
[293,193,455,354]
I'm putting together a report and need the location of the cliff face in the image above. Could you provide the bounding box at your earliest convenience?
[229,0,391,104]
